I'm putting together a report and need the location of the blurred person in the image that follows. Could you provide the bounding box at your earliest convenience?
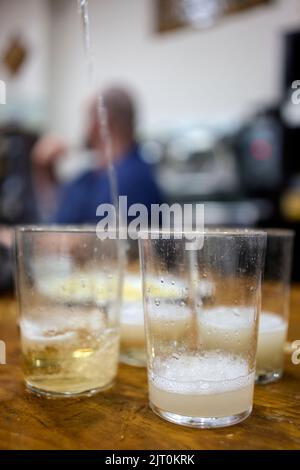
[32,87,163,224]
[32,135,67,222]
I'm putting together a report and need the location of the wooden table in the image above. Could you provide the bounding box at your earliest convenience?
[0,289,299,450]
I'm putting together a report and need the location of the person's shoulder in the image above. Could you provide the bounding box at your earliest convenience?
[63,169,97,191]
[121,146,153,174]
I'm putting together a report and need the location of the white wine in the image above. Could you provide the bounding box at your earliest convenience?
[21,308,119,396]
[257,312,287,376]
[149,352,254,419]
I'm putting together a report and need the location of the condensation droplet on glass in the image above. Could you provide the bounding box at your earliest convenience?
[155,298,160,307]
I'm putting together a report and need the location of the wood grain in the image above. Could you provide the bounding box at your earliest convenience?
[0,289,299,450]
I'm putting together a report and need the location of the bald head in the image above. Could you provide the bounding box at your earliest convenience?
[102,87,136,141]
[87,86,137,161]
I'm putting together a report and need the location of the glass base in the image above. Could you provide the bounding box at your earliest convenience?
[150,403,252,429]
[120,349,146,367]
[25,380,115,398]
[255,369,283,385]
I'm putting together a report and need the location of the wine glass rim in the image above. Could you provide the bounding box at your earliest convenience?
[16,225,101,234]
[138,228,267,237]
[261,228,295,238]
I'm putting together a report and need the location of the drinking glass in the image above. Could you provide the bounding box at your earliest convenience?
[256,229,294,384]
[15,226,122,397]
[139,229,266,428]
[120,239,146,367]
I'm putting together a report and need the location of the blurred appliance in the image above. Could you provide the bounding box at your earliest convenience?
[282,29,300,177]
[237,109,283,194]
[281,29,300,280]
[0,126,38,292]
[158,127,239,200]
[0,126,38,224]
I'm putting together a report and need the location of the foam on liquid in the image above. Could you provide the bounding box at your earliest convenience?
[149,352,254,418]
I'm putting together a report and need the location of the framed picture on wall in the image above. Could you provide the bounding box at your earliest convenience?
[156,0,274,33]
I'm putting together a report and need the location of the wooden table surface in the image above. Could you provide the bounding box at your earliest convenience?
[0,289,299,451]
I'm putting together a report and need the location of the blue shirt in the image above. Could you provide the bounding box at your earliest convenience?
[54,145,163,224]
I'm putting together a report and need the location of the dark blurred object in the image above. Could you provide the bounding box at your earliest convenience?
[237,108,283,194]
[0,241,13,292]
[280,29,300,281]
[282,29,300,177]
[0,126,39,224]
[0,126,39,292]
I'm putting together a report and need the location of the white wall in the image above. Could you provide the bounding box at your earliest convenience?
[48,0,300,143]
[0,0,51,129]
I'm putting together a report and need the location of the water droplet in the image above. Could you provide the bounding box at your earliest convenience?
[180,300,185,307]
[160,278,164,284]
[155,298,160,307]
[171,280,175,286]
[172,353,180,360]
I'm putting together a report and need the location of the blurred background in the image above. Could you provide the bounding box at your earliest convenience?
[0,0,300,287]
